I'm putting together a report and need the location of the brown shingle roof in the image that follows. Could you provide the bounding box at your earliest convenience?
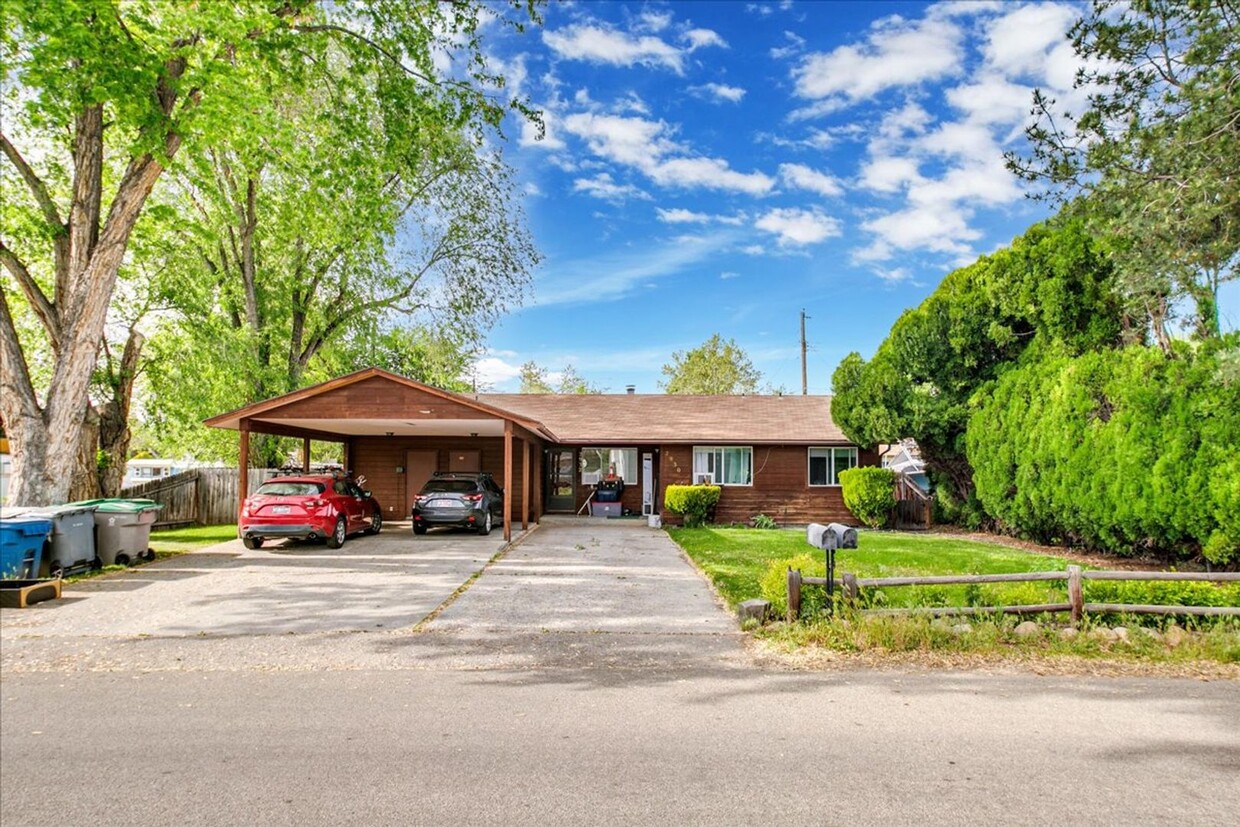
[479,394,850,445]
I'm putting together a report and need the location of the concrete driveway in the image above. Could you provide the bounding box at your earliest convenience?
[0,524,515,672]
[0,519,741,672]
[416,519,743,670]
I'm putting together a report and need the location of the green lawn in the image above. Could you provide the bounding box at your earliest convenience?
[668,526,1239,666]
[149,524,238,554]
[668,526,1074,610]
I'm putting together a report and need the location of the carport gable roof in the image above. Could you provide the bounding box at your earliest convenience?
[479,393,849,445]
[203,368,557,440]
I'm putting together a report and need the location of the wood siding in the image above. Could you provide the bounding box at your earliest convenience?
[253,375,506,423]
[657,444,880,526]
[350,435,535,518]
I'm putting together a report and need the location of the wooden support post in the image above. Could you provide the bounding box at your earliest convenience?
[238,423,250,521]
[302,437,311,473]
[503,420,513,542]
[786,567,802,622]
[843,572,859,605]
[1067,565,1083,624]
[522,438,530,531]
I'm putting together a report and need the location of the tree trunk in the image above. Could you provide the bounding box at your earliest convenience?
[69,406,102,502]
[97,329,145,497]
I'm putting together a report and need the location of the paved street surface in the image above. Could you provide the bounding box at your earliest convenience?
[2,522,1237,826]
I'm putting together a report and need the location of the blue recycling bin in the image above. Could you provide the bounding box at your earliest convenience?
[0,514,52,580]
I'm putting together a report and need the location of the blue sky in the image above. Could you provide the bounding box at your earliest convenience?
[466,0,1239,393]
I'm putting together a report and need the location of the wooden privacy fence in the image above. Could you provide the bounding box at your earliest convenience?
[891,473,933,530]
[786,565,1240,623]
[120,468,281,527]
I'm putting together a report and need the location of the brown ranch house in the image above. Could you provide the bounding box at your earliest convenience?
[205,368,877,542]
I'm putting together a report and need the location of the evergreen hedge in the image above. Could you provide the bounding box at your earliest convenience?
[967,339,1240,564]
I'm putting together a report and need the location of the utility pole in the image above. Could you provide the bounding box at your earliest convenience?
[800,309,809,395]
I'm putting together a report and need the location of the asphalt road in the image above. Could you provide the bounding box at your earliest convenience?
[2,524,1237,825]
[2,668,1237,826]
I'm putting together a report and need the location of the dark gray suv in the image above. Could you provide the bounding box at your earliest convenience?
[411,472,504,535]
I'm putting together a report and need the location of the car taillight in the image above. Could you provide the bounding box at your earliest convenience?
[304,499,325,509]
[465,493,483,502]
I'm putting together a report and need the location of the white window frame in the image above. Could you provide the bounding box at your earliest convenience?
[692,446,753,487]
[579,447,639,486]
[808,446,859,487]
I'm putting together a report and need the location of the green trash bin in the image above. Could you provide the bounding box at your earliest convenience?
[69,499,163,567]
[29,503,101,578]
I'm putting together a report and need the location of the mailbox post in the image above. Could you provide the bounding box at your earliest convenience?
[806,523,840,615]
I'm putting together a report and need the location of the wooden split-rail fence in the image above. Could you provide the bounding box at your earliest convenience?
[786,566,1240,623]
[119,468,282,527]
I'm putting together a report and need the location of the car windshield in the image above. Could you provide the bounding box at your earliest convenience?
[255,482,324,496]
[421,480,479,494]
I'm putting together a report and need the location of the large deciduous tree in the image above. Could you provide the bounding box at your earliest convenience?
[660,334,761,395]
[0,0,540,505]
[1009,0,1240,344]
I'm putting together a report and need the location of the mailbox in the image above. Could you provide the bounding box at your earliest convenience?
[806,523,839,551]
[826,522,858,549]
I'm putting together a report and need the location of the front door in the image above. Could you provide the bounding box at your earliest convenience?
[405,450,438,513]
[545,449,576,512]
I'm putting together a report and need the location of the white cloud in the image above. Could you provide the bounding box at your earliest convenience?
[720,271,741,280]
[691,82,746,103]
[779,163,844,197]
[684,28,727,51]
[770,30,807,60]
[755,207,842,246]
[472,356,523,386]
[572,173,651,203]
[519,110,565,150]
[523,182,543,197]
[872,266,912,283]
[793,16,963,102]
[650,157,775,195]
[637,10,673,33]
[944,75,1036,128]
[561,112,679,166]
[544,24,686,73]
[983,2,1079,80]
[656,208,747,225]
[531,232,736,307]
[860,156,923,193]
[862,203,979,256]
[561,111,774,195]
[656,208,713,224]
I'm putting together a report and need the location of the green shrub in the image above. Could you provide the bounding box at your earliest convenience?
[967,339,1240,563]
[663,484,721,528]
[759,553,829,618]
[838,467,896,528]
[750,513,778,529]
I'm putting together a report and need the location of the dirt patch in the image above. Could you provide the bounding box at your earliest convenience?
[745,637,1240,679]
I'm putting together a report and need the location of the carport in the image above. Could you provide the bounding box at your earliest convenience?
[204,368,557,541]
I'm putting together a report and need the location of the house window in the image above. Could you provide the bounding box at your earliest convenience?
[692,446,753,486]
[580,448,638,485]
[809,447,858,486]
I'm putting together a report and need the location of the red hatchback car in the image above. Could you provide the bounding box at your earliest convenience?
[239,475,382,550]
